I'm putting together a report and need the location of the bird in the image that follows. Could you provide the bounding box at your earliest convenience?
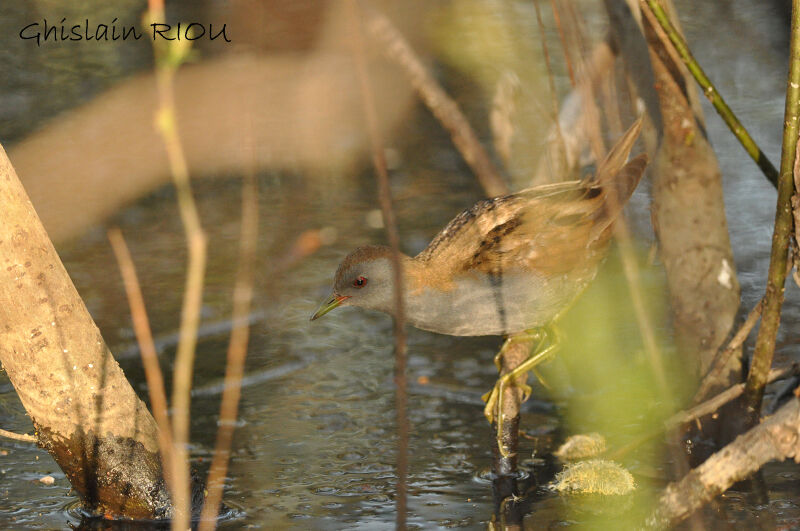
[311,118,647,444]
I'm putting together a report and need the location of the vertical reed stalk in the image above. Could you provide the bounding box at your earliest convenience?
[108,229,175,493]
[742,0,800,422]
[350,2,409,527]
[641,0,779,187]
[198,135,259,530]
[148,1,208,528]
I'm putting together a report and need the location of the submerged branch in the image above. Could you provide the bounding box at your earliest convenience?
[646,397,800,528]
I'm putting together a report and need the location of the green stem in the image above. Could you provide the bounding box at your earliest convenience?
[643,0,779,188]
[742,0,800,421]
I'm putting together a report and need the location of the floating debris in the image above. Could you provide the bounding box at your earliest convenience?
[554,432,607,460]
[551,459,635,495]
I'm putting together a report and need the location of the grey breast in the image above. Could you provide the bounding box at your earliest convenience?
[404,270,585,336]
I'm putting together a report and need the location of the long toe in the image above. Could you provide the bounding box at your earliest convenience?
[483,387,499,423]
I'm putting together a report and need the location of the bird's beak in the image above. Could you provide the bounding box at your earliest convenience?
[310,294,350,321]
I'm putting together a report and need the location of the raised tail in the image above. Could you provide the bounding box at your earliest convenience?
[589,118,648,238]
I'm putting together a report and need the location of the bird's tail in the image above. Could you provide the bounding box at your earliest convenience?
[594,116,648,219]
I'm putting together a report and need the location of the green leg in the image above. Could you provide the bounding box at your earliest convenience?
[492,329,546,372]
[483,325,561,457]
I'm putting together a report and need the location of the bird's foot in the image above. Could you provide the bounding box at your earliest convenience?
[482,374,532,423]
[484,326,562,458]
[493,329,546,372]
[483,372,532,458]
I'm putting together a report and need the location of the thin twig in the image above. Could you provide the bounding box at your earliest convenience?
[693,300,762,404]
[742,0,800,424]
[0,428,36,443]
[198,134,259,530]
[675,366,792,428]
[533,0,568,178]
[792,133,800,267]
[107,228,175,492]
[148,2,207,528]
[640,0,779,188]
[609,366,793,461]
[365,9,508,197]
[549,0,576,86]
[351,2,409,528]
[646,397,800,528]
[615,219,670,394]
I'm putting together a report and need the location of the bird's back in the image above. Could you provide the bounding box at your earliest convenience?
[415,119,647,283]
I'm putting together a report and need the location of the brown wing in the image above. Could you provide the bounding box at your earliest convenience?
[415,119,647,284]
[467,153,648,276]
[462,182,608,277]
[414,182,581,272]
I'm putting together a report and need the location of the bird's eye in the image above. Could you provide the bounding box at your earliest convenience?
[353,276,367,288]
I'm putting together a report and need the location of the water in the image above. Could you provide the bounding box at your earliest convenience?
[1,0,799,528]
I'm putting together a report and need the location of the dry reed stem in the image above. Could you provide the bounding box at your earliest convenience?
[533,0,568,178]
[198,140,259,530]
[532,39,616,185]
[693,300,763,404]
[108,228,175,492]
[549,0,576,86]
[742,0,800,423]
[793,135,800,263]
[365,9,508,197]
[148,2,208,527]
[563,4,669,394]
[0,428,36,443]
[614,217,669,394]
[351,2,409,527]
[490,72,519,169]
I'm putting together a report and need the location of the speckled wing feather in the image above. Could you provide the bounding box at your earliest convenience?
[462,154,648,277]
[414,118,647,280]
[459,182,609,277]
[414,182,578,269]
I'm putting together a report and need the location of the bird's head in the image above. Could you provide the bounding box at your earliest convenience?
[310,245,398,320]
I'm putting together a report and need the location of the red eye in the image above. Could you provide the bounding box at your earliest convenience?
[353,276,367,288]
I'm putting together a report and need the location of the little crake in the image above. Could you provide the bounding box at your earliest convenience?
[311,119,648,336]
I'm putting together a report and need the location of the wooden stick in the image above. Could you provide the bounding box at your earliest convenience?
[646,397,800,528]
